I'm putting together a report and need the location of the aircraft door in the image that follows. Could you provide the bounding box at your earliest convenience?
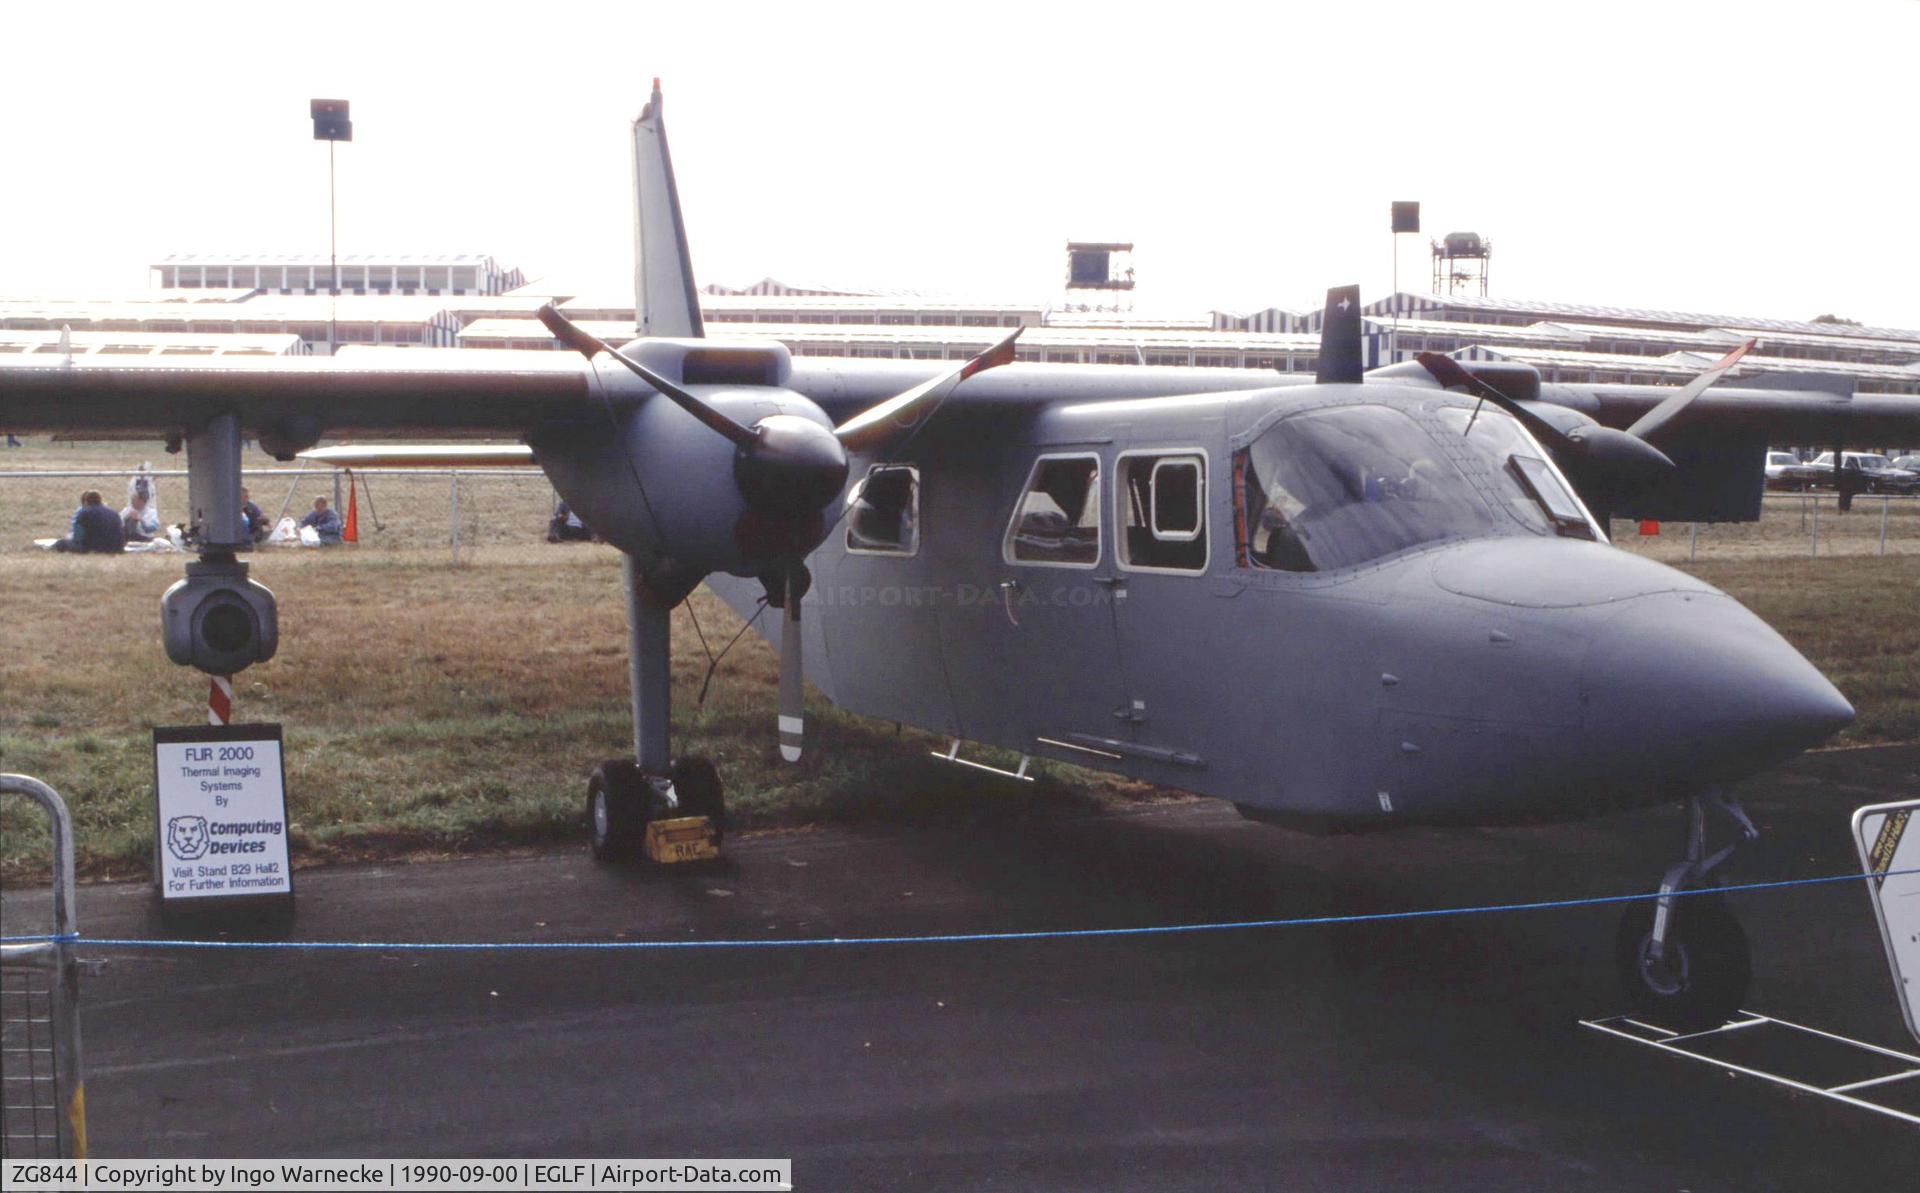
[1104,450,1218,762]
[992,452,1130,748]
[818,463,962,734]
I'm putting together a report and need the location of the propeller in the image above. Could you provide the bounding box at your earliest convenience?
[776,567,807,763]
[539,303,1022,763]
[834,327,1022,451]
[1415,351,1676,496]
[1623,338,1757,445]
[540,302,850,518]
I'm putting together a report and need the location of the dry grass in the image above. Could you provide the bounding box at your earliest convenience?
[0,550,1163,881]
[1,440,1914,880]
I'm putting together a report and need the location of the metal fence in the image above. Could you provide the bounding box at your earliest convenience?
[0,775,86,1161]
[1,460,1917,564]
[1612,494,1920,564]
[0,463,571,564]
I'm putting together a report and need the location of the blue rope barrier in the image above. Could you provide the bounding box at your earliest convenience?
[3,866,1914,952]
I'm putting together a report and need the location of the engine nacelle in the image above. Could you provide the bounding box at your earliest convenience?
[533,349,846,591]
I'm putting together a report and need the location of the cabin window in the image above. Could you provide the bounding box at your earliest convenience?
[1118,452,1207,572]
[845,465,919,556]
[1241,405,1497,572]
[1005,454,1101,567]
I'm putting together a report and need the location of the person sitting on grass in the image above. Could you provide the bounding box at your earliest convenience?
[240,486,271,543]
[299,496,344,545]
[547,499,593,543]
[51,490,126,553]
[120,490,161,543]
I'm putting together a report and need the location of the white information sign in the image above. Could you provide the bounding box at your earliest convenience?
[153,724,293,903]
[1852,799,1920,1046]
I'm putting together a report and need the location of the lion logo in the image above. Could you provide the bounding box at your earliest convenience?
[166,815,210,861]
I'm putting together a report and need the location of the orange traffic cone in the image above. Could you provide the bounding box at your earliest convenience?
[343,472,359,543]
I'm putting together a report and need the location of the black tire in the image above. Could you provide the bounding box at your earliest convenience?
[1615,892,1750,1031]
[587,759,648,862]
[671,755,726,844]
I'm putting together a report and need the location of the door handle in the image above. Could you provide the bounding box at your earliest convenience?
[998,579,1022,627]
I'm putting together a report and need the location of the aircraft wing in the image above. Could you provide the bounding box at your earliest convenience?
[0,352,1278,442]
[0,354,594,445]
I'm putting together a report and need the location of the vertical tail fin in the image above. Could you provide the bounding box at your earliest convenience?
[1316,285,1363,384]
[631,79,704,339]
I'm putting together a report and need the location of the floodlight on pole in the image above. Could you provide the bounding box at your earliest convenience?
[1390,201,1420,358]
[310,100,352,356]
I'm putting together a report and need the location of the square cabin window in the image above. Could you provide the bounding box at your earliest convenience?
[1004,455,1100,567]
[1118,453,1207,572]
[845,465,919,556]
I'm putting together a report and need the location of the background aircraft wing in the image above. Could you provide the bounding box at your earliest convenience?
[1543,375,1917,444]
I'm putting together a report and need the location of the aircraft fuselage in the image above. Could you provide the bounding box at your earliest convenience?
[702,379,1853,829]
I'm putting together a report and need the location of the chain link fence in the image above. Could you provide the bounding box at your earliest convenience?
[2,442,1916,564]
[1613,494,1920,564]
[0,443,577,564]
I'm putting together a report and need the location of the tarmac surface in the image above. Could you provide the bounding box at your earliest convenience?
[6,746,1920,1189]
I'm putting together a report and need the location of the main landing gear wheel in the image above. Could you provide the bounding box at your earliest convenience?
[1615,891,1751,1032]
[588,757,726,862]
[587,759,650,862]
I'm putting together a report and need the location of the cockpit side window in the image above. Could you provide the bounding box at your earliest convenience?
[1240,405,1497,572]
[1005,454,1101,567]
[845,464,919,555]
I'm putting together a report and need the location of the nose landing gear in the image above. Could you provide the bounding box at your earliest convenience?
[1616,787,1757,1030]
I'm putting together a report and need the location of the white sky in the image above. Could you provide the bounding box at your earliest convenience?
[2,0,1916,327]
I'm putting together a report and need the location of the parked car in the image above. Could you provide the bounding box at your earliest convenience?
[1801,451,1920,495]
[1892,454,1920,474]
[1763,451,1804,491]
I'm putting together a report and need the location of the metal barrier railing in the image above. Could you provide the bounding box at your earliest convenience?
[0,774,86,1160]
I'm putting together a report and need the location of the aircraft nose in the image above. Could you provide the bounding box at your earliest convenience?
[1580,592,1853,786]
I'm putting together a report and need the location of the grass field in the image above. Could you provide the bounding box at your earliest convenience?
[2,441,1916,880]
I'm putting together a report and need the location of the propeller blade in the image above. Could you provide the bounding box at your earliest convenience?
[1623,338,1757,445]
[1414,352,1578,453]
[834,328,1021,452]
[537,303,760,450]
[777,569,806,763]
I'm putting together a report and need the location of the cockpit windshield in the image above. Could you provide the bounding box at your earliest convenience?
[1433,405,1596,541]
[1242,404,1595,573]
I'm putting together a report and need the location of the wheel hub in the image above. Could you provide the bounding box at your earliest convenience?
[1637,937,1691,997]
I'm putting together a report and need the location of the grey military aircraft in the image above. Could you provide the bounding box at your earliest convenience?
[5,82,1917,1032]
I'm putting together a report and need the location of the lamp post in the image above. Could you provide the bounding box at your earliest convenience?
[310,99,352,356]
[1389,201,1420,363]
